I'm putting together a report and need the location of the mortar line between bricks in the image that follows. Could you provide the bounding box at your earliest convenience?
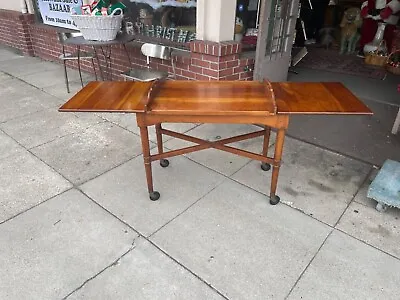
[76,186,230,300]
[62,238,138,300]
[284,229,334,300]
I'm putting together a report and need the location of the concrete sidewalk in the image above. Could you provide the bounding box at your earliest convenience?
[1,45,400,300]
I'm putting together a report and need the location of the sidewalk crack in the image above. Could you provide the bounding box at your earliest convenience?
[284,229,334,300]
[62,238,137,300]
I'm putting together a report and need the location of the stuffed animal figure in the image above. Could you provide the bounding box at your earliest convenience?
[319,27,336,49]
[340,7,362,54]
[360,0,400,53]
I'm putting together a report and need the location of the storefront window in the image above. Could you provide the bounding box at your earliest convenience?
[236,0,260,51]
[122,0,197,46]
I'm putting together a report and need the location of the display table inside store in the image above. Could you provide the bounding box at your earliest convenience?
[59,80,372,204]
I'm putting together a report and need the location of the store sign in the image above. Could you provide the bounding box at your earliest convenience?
[37,0,83,30]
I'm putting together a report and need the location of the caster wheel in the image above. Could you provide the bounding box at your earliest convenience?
[270,195,280,205]
[376,202,387,212]
[261,162,271,171]
[160,159,169,168]
[149,191,160,201]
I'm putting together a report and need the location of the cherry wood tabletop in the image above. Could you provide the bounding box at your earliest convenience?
[59,80,277,116]
[272,82,372,115]
[148,80,276,116]
[59,81,153,113]
[59,81,372,116]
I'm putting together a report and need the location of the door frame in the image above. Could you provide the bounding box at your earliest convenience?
[254,0,300,81]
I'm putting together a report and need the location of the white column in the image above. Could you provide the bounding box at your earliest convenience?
[196,0,236,42]
[20,0,28,13]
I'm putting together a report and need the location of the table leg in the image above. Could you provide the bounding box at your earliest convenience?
[269,128,286,205]
[93,47,104,81]
[155,124,170,168]
[261,126,271,171]
[140,126,160,201]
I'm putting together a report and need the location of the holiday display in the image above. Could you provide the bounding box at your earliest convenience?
[387,50,400,74]
[72,0,126,16]
[365,39,389,66]
[71,1,127,41]
[122,0,197,44]
[359,0,400,54]
[340,7,362,54]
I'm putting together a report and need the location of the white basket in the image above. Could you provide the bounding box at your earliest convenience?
[71,13,123,41]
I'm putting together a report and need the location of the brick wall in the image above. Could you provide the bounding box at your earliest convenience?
[0,10,34,56]
[0,9,254,82]
[187,41,254,81]
[0,10,20,49]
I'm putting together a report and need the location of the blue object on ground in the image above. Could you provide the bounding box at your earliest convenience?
[367,159,400,210]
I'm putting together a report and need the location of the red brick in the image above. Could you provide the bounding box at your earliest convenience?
[227,60,239,68]
[175,62,189,70]
[238,59,249,67]
[191,58,211,68]
[202,54,219,62]
[213,45,219,56]
[189,41,196,52]
[182,70,196,79]
[174,68,183,75]
[158,64,169,72]
[221,74,240,81]
[189,65,203,74]
[180,56,191,64]
[191,53,203,60]
[195,73,211,81]
[220,54,239,62]
[202,68,219,77]
[200,42,206,54]
[176,74,191,80]
[210,62,220,70]
[219,68,234,77]
[234,66,245,74]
